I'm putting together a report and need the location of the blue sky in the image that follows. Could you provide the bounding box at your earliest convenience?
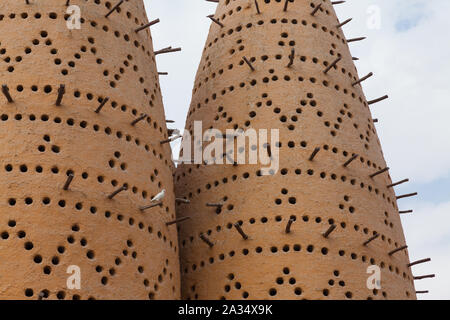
[144,0,450,299]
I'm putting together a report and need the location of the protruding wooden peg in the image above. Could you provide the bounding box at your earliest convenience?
[243,56,255,71]
[95,97,109,113]
[105,0,124,18]
[158,72,168,76]
[347,37,366,43]
[166,217,190,226]
[206,203,223,208]
[368,95,389,105]
[283,0,289,12]
[352,72,373,86]
[2,85,13,103]
[234,223,249,240]
[63,174,74,191]
[343,154,359,167]
[414,274,435,280]
[208,16,224,27]
[388,245,408,256]
[373,119,379,123]
[396,193,418,200]
[287,48,295,68]
[323,224,337,238]
[363,233,380,246]
[309,147,321,161]
[323,56,342,74]
[108,185,127,199]
[369,167,389,178]
[254,0,261,14]
[139,202,162,211]
[416,290,429,294]
[399,210,413,214]
[160,135,182,144]
[131,113,148,126]
[311,3,322,16]
[135,19,160,33]
[285,218,295,234]
[387,179,409,188]
[336,18,352,28]
[176,198,190,204]
[407,258,431,268]
[154,47,182,55]
[56,84,65,106]
[200,233,214,248]
[332,1,346,4]
[166,120,175,123]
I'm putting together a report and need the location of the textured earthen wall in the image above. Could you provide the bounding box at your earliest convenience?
[0,0,179,300]
[175,0,416,300]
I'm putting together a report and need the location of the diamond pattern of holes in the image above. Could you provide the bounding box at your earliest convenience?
[222,272,248,300]
[37,134,61,154]
[0,110,170,171]
[273,267,303,298]
[274,188,297,206]
[323,269,353,299]
[338,194,356,215]
[108,150,128,172]
[176,164,397,209]
[4,16,158,109]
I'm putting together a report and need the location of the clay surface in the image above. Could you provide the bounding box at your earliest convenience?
[0,0,179,300]
[175,0,415,300]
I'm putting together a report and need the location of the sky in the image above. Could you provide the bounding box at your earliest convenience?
[143,0,450,300]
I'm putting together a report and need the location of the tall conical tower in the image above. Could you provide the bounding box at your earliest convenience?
[0,1,179,299]
[175,0,416,300]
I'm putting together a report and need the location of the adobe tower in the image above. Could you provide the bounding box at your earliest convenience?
[0,1,179,299]
[175,0,417,299]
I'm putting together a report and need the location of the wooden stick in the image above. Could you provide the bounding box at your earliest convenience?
[309,147,321,161]
[363,233,380,246]
[234,223,249,240]
[388,245,408,256]
[200,233,214,248]
[108,185,127,199]
[396,193,418,200]
[63,174,74,191]
[369,167,389,178]
[166,217,190,226]
[323,224,337,238]
[323,57,342,74]
[343,154,359,167]
[135,19,160,33]
[285,218,295,234]
[407,258,431,268]
[387,179,409,188]
[105,0,124,18]
[311,3,322,16]
[414,274,435,280]
[141,203,162,211]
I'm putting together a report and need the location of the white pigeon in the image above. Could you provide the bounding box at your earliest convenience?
[151,189,166,202]
[170,129,181,137]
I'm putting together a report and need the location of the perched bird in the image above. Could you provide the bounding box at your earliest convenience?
[151,189,166,202]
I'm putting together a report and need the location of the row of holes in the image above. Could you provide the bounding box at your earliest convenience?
[0,112,172,172]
